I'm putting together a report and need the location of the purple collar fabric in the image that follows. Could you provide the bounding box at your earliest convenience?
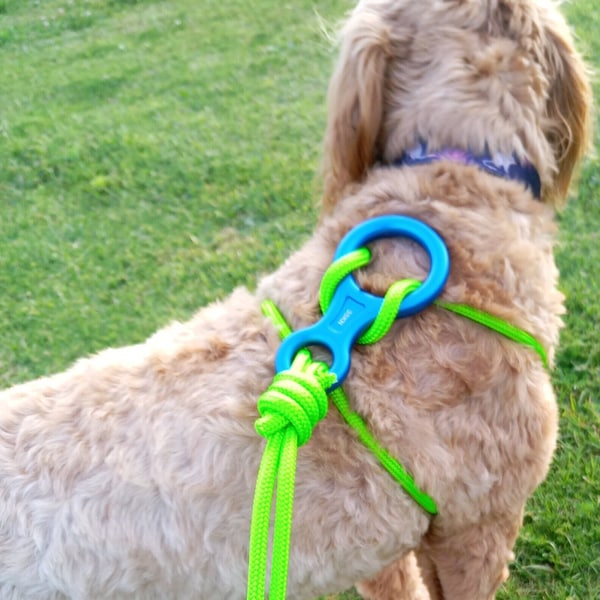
[393,142,542,199]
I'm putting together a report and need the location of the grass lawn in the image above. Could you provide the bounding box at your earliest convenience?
[1,0,598,598]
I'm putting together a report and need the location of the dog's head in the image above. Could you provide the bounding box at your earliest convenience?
[321,0,592,213]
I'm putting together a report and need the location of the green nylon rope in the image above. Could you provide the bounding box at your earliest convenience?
[434,301,549,368]
[247,348,336,600]
[327,386,438,513]
[319,248,549,366]
[261,299,438,515]
[248,275,437,600]
[248,246,548,600]
[318,247,422,345]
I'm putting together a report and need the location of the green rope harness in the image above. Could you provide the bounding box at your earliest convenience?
[435,301,549,368]
[318,246,547,366]
[247,246,548,600]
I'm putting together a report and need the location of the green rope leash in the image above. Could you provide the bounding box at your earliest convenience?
[247,349,335,600]
[248,246,548,600]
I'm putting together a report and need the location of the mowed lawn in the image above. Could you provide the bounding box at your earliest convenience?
[1,1,598,599]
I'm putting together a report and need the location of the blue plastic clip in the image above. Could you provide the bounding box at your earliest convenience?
[275,216,450,389]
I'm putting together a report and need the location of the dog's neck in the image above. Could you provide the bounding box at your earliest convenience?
[393,141,542,199]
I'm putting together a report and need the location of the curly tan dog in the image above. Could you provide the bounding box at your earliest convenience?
[0,0,591,599]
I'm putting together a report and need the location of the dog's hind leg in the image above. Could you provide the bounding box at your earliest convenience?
[413,548,442,600]
[356,551,432,600]
[420,513,522,600]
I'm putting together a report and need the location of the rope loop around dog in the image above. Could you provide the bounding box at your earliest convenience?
[319,246,549,365]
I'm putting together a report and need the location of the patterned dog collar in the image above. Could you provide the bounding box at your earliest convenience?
[394,141,542,199]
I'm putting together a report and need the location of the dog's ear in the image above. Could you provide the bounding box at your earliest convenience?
[496,0,593,206]
[321,10,393,215]
[541,15,593,206]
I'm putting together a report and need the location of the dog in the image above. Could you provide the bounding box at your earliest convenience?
[0,0,591,599]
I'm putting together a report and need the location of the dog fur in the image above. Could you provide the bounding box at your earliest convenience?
[0,0,591,598]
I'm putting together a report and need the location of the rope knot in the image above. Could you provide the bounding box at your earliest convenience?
[255,351,335,446]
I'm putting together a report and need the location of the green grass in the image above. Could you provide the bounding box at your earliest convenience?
[1,0,598,598]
